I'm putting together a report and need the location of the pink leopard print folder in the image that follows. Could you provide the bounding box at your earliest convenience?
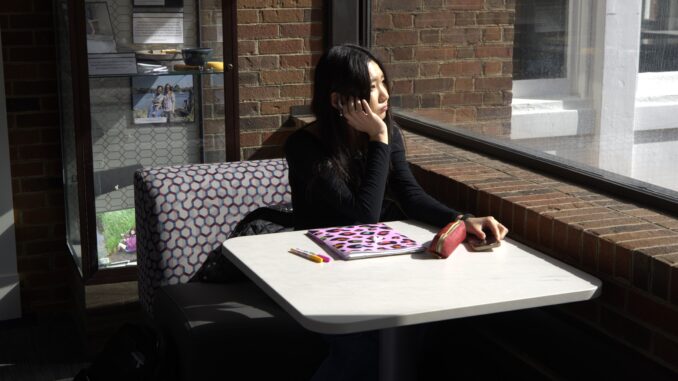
[307,223,425,260]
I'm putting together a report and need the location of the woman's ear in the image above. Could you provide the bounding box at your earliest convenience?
[330,92,341,110]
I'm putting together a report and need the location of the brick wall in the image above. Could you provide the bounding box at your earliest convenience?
[372,0,513,136]
[1,0,73,315]
[402,131,678,372]
[237,0,322,159]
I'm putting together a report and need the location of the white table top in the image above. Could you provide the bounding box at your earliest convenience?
[222,220,601,335]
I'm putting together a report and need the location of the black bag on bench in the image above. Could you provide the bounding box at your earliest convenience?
[189,203,294,284]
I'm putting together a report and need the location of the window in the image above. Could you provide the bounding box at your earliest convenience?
[512,0,593,99]
[55,0,236,279]
[513,0,568,81]
[366,0,678,213]
[634,0,678,194]
[640,0,678,72]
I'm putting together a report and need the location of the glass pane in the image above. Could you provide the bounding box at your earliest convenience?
[55,0,83,273]
[372,0,678,203]
[199,4,227,164]
[90,75,204,268]
[84,0,225,269]
[513,0,568,80]
[640,0,678,72]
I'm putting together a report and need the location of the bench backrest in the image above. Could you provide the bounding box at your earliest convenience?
[134,159,290,313]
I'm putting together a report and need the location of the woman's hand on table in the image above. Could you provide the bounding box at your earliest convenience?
[464,216,508,241]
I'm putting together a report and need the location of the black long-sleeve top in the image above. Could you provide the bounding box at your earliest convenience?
[284,124,462,230]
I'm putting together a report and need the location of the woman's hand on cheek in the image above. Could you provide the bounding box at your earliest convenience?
[342,97,388,144]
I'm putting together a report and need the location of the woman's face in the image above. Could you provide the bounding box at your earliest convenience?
[367,60,389,120]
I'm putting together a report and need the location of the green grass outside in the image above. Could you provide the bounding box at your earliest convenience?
[98,208,135,255]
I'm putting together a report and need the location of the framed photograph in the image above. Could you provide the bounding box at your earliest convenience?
[85,2,116,53]
[132,75,195,125]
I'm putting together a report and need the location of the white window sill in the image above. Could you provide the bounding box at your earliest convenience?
[512,91,678,139]
[511,97,594,140]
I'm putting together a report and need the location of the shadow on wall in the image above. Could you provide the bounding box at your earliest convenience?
[246,128,294,160]
[244,107,313,160]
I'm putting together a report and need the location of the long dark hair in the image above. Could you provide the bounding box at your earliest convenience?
[311,44,393,191]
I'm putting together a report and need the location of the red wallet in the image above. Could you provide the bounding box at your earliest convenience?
[428,220,467,258]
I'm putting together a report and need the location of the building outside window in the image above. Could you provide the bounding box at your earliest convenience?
[372,0,678,208]
[512,0,678,196]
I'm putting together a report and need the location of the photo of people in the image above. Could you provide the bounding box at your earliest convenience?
[132,75,194,124]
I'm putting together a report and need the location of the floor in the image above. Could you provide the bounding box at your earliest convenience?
[447,307,678,380]
[0,315,88,381]
[1,304,675,380]
[0,281,145,381]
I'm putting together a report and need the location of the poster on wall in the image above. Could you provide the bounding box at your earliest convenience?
[133,12,184,44]
[132,75,194,125]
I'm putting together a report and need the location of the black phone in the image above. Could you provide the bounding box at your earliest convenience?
[467,228,500,251]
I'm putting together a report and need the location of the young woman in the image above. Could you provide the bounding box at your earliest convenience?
[148,85,164,118]
[284,44,508,380]
[162,83,175,116]
[285,44,507,242]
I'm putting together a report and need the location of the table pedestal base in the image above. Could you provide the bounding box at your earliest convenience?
[379,325,420,381]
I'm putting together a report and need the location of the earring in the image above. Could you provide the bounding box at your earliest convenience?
[338,109,344,117]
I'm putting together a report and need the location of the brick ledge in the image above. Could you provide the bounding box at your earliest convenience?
[402,130,678,372]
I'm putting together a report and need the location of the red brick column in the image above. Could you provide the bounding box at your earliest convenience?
[237,0,323,159]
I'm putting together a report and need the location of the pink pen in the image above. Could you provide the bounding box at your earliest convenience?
[291,248,331,262]
[315,254,331,263]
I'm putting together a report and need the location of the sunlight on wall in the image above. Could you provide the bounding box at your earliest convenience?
[0,32,20,321]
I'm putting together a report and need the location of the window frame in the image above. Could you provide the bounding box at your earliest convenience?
[325,0,371,49]
[510,0,595,141]
[512,0,592,99]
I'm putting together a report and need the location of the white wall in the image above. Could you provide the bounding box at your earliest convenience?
[0,32,21,321]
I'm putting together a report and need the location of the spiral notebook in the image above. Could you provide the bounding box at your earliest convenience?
[306,223,425,260]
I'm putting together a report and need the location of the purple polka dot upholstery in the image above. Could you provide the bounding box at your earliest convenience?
[134,159,291,314]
